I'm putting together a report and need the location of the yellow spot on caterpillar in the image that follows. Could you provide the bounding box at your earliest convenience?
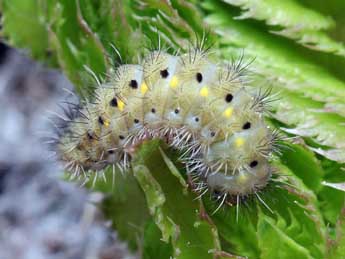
[141,82,148,94]
[199,87,209,97]
[103,119,110,127]
[235,137,245,147]
[237,172,248,184]
[223,107,233,118]
[118,100,125,111]
[169,76,179,89]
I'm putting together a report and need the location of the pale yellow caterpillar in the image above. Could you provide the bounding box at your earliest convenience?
[54,45,280,207]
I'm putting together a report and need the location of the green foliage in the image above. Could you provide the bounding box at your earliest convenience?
[88,167,150,250]
[143,220,173,259]
[328,208,345,258]
[0,0,50,60]
[222,0,345,56]
[1,0,345,258]
[133,141,222,259]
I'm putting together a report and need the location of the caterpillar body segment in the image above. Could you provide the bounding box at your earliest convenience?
[57,48,278,202]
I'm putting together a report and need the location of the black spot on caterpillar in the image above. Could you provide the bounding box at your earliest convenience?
[242,122,251,130]
[109,97,118,107]
[160,69,169,78]
[196,72,203,83]
[225,93,233,103]
[54,45,280,209]
[129,80,138,89]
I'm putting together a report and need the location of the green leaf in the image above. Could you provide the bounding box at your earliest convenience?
[77,0,143,61]
[48,0,107,91]
[224,0,334,30]
[280,144,324,193]
[204,199,260,258]
[265,163,327,258]
[130,0,212,51]
[328,207,345,258]
[279,143,344,227]
[310,147,345,164]
[222,0,345,57]
[1,0,52,61]
[273,92,345,153]
[132,140,222,259]
[318,159,345,224]
[88,168,150,251]
[143,220,173,259]
[257,211,313,259]
[0,0,147,90]
[203,2,345,115]
[323,182,345,192]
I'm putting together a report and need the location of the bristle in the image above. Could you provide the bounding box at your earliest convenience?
[54,43,280,208]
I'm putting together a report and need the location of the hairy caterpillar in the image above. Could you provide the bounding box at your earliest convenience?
[54,43,279,207]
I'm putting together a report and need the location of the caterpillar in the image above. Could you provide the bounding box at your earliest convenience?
[54,44,279,208]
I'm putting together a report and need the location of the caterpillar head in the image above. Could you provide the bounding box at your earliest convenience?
[207,157,272,196]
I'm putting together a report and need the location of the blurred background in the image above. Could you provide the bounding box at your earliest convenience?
[0,42,138,259]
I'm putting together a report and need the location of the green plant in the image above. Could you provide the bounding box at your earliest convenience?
[1,1,345,258]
